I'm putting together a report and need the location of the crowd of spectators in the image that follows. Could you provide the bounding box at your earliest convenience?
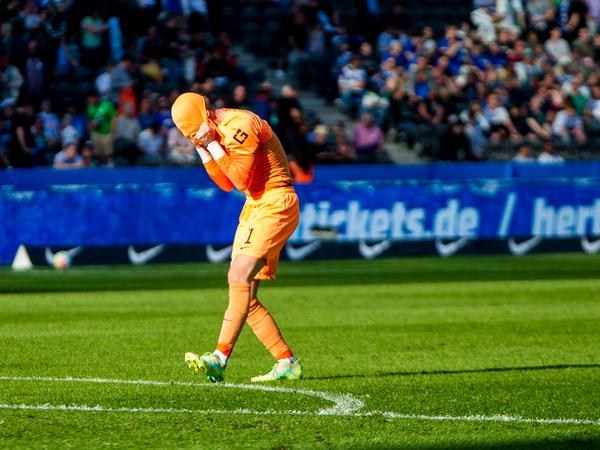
[0,0,330,170]
[278,0,600,162]
[3,0,600,171]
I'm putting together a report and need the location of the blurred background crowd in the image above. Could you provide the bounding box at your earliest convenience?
[1,0,599,175]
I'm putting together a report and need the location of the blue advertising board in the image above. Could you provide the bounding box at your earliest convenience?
[2,164,600,265]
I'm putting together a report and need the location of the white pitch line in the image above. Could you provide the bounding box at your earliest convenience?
[0,403,599,427]
[0,375,364,415]
[1,376,599,427]
[358,411,600,426]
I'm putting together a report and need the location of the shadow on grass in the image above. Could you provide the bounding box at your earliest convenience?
[364,439,600,450]
[307,363,600,381]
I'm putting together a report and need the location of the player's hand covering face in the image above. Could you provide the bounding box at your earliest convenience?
[194,122,216,147]
[171,92,211,146]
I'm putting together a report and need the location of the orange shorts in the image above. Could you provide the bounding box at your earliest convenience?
[231,186,300,280]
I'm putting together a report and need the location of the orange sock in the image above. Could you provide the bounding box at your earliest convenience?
[216,281,251,357]
[247,296,293,360]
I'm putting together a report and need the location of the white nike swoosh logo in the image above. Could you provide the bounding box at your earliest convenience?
[285,241,322,261]
[581,237,600,254]
[206,244,233,263]
[127,244,165,265]
[45,246,82,265]
[359,239,392,259]
[507,236,542,256]
[435,237,470,257]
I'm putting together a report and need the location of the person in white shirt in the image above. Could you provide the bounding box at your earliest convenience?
[95,62,113,98]
[54,143,84,169]
[537,141,565,164]
[60,114,80,146]
[552,101,586,144]
[168,125,196,165]
[337,55,367,117]
[544,27,572,65]
[513,143,535,162]
[137,121,164,165]
[483,94,519,141]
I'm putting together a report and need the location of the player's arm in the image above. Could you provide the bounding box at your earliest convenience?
[195,146,235,192]
[197,121,258,192]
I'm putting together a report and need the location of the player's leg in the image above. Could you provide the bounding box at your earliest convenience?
[247,280,293,360]
[186,254,264,382]
[215,254,265,357]
[247,279,303,382]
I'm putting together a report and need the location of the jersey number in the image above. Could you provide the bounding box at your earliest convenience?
[233,129,249,144]
[244,228,254,245]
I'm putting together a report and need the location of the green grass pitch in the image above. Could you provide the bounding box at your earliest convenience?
[1,254,599,449]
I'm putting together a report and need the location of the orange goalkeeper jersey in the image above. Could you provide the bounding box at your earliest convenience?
[204,109,292,198]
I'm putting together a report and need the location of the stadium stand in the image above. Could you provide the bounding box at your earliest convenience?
[1,0,599,170]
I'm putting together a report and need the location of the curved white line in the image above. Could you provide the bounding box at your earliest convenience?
[0,375,363,416]
[0,403,598,426]
[1,376,598,426]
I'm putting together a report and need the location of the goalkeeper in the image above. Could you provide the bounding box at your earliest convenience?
[171,93,302,383]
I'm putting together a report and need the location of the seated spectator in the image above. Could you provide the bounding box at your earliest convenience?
[37,100,61,150]
[471,0,499,44]
[537,141,564,163]
[464,110,490,160]
[337,55,367,118]
[229,85,251,110]
[0,60,23,108]
[138,97,155,131]
[61,114,80,146]
[81,140,98,167]
[64,105,88,142]
[525,96,552,141]
[251,82,273,122]
[352,112,385,163]
[544,27,572,65]
[114,103,141,165]
[483,94,519,141]
[95,62,113,99]
[572,28,593,57]
[552,100,586,145]
[442,116,472,161]
[513,143,535,162]
[309,124,335,162]
[331,121,357,162]
[526,0,555,38]
[155,96,172,127]
[167,125,195,165]
[137,121,164,165]
[54,143,84,169]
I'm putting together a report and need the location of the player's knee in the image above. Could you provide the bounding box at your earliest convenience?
[227,265,253,284]
[228,256,265,284]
